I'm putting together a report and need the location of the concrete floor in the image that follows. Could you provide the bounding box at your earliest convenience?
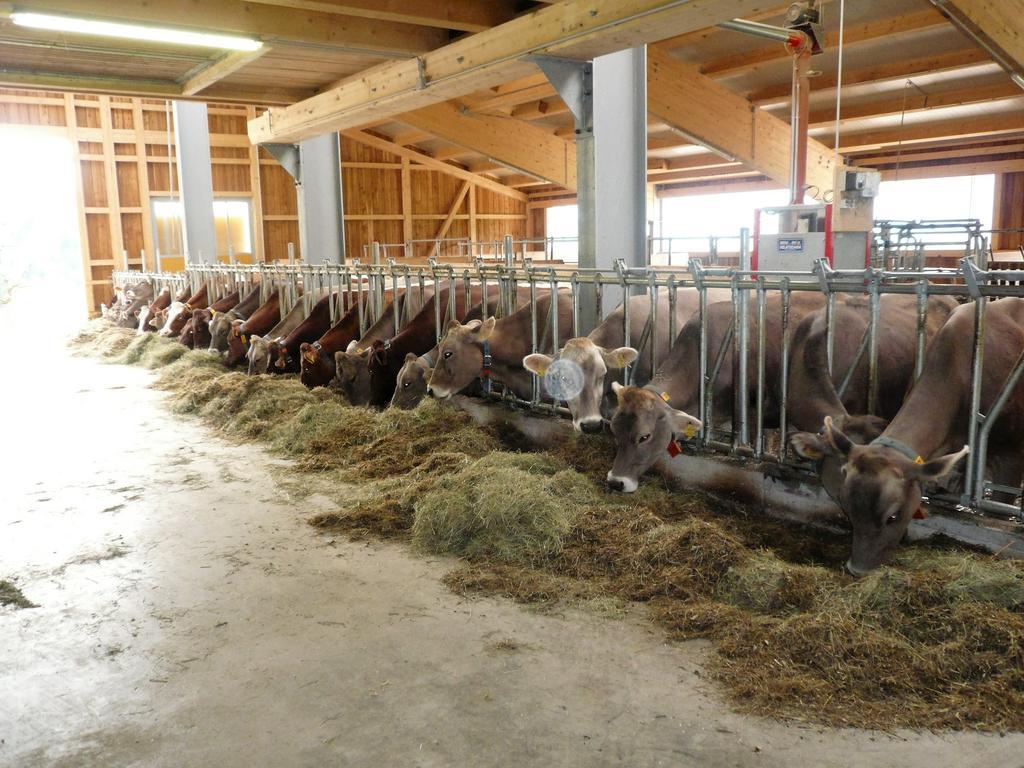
[3,341,1023,767]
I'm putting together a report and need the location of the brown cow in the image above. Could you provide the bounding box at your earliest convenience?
[427,291,574,402]
[246,298,312,375]
[266,293,336,374]
[180,291,240,348]
[223,290,281,367]
[523,288,730,433]
[157,284,210,337]
[606,293,828,492]
[142,284,191,334]
[803,298,1024,574]
[208,284,264,353]
[787,294,957,508]
[300,290,402,389]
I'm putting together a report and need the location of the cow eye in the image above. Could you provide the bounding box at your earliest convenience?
[637,434,651,444]
[443,350,452,359]
[886,512,899,525]
[403,382,410,388]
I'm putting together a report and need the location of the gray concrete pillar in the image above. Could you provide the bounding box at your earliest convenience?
[297,133,345,264]
[172,100,217,264]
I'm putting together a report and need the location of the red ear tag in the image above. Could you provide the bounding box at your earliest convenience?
[913,507,928,520]
[666,438,682,458]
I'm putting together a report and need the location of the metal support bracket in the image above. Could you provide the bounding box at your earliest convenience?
[263,142,301,182]
[531,55,593,133]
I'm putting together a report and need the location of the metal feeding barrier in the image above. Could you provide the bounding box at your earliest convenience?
[114,233,1024,526]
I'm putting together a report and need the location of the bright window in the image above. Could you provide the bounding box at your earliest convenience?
[872,175,994,248]
[151,198,253,261]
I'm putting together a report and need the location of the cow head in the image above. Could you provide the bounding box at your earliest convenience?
[333,349,373,406]
[426,317,495,400]
[524,338,637,433]
[208,312,233,354]
[225,320,249,367]
[391,353,432,410]
[148,307,169,330]
[606,383,702,493]
[811,417,969,575]
[299,342,337,389]
[246,334,270,375]
[790,414,888,504]
[135,305,151,334]
[178,317,196,348]
[158,301,192,337]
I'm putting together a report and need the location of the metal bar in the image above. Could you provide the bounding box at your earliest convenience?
[778,278,792,463]
[754,276,767,459]
[975,348,1024,512]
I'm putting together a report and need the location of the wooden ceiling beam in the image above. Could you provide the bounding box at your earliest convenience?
[807,82,1023,126]
[249,0,773,143]
[400,100,576,189]
[343,129,526,201]
[830,111,1024,152]
[180,48,270,96]
[244,0,521,33]
[0,70,182,98]
[941,0,1024,72]
[854,141,1024,166]
[5,0,446,55]
[703,8,948,78]
[749,48,991,104]
[647,47,837,197]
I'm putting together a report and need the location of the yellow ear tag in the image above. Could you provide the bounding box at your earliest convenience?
[683,423,697,439]
[536,364,548,376]
[802,446,823,460]
[658,391,671,403]
[915,455,925,465]
[616,352,627,367]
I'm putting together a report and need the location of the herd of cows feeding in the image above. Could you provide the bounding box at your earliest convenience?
[101,269,1024,577]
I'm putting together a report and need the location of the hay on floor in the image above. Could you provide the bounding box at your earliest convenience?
[72,318,1024,732]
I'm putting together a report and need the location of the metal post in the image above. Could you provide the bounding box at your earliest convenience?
[171,100,217,264]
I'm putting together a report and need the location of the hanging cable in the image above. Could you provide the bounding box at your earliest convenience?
[833,0,846,154]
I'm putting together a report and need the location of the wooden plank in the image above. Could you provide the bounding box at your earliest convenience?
[647,48,837,199]
[131,100,156,269]
[181,48,270,96]
[0,71,182,98]
[703,8,948,77]
[832,111,1024,152]
[944,0,1024,71]
[400,100,576,189]
[854,142,1024,166]
[246,106,267,263]
[64,94,97,315]
[244,0,520,33]
[248,0,770,143]
[431,180,470,257]
[468,183,477,242]
[400,157,413,242]
[97,95,126,270]
[343,129,526,201]
[878,159,1024,181]
[8,0,447,54]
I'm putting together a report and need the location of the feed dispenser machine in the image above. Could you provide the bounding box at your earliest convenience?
[752,166,881,272]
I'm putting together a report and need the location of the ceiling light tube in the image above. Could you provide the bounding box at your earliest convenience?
[10,12,262,51]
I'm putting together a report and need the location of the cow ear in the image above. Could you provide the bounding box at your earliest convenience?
[823,416,854,457]
[345,340,359,353]
[523,353,553,376]
[600,346,638,369]
[916,446,969,481]
[249,334,262,343]
[669,409,702,439]
[404,352,419,364]
[611,381,626,402]
[475,316,496,341]
[446,318,464,332]
[790,431,833,461]
[835,414,888,444]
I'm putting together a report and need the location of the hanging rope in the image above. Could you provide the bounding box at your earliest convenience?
[833,0,846,154]
[893,79,928,183]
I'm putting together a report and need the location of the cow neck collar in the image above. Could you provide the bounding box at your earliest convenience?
[420,351,434,368]
[871,435,924,464]
[642,384,673,406]
[479,339,493,394]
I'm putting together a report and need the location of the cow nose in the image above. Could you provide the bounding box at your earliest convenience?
[426,387,435,398]
[606,477,624,492]
[580,420,603,434]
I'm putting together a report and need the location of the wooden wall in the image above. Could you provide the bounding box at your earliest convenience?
[994,172,1024,252]
[0,89,528,315]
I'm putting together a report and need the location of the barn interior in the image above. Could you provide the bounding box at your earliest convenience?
[3,1,1024,766]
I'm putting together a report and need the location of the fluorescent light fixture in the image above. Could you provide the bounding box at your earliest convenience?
[10,12,263,51]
